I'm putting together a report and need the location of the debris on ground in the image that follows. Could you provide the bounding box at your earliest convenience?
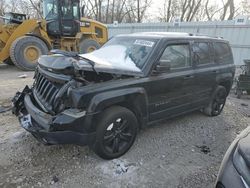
[0,106,12,113]
[51,176,59,184]
[115,162,128,175]
[241,103,248,107]
[98,159,137,177]
[18,74,28,78]
[195,145,211,154]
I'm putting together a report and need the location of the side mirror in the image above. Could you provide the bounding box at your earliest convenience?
[155,65,171,72]
[155,60,171,72]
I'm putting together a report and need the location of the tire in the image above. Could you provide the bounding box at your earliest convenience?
[79,39,101,54]
[93,106,138,159]
[10,36,49,71]
[203,86,227,116]
[3,57,14,65]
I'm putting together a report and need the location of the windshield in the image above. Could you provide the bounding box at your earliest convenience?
[43,0,80,20]
[80,37,157,72]
[43,0,58,20]
[61,0,80,19]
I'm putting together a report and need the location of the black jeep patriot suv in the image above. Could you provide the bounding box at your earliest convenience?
[13,32,235,159]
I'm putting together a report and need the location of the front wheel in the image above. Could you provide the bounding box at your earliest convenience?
[79,39,101,54]
[93,106,138,159]
[203,86,227,116]
[10,36,49,71]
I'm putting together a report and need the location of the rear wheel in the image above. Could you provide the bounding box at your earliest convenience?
[10,36,49,71]
[203,86,227,116]
[93,106,138,159]
[79,39,101,54]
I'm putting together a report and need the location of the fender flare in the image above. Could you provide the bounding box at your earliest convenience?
[87,87,149,125]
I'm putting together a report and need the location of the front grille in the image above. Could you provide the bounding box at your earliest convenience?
[33,71,61,112]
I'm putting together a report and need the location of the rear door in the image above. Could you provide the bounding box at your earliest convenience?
[191,41,217,108]
[147,41,197,121]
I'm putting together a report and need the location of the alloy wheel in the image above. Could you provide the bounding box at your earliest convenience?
[103,118,133,154]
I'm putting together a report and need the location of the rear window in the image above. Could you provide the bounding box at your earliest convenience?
[193,42,212,65]
[213,42,233,64]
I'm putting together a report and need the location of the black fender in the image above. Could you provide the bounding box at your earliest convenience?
[87,87,149,127]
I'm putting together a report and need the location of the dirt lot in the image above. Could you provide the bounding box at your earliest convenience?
[0,64,250,188]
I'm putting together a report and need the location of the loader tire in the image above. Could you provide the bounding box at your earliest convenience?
[4,58,14,65]
[79,39,101,54]
[10,36,49,71]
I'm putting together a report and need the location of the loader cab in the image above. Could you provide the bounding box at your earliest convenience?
[4,12,27,24]
[43,0,80,37]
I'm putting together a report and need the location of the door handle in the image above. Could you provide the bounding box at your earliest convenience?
[212,70,219,73]
[184,75,194,79]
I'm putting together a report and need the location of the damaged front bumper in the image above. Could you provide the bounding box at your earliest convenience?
[12,86,96,146]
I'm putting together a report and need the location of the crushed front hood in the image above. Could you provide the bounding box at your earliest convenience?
[38,54,144,77]
[38,54,75,74]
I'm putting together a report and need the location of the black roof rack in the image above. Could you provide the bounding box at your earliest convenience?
[189,33,223,39]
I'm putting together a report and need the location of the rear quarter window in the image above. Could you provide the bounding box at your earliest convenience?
[213,42,233,64]
[193,42,212,65]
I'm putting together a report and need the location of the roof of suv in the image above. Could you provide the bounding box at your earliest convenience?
[117,32,225,41]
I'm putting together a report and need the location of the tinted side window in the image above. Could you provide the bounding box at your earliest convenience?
[159,44,191,70]
[214,42,233,64]
[193,42,211,65]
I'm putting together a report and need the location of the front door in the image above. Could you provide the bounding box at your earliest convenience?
[147,42,196,121]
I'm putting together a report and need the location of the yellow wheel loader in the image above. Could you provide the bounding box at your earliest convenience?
[0,0,108,71]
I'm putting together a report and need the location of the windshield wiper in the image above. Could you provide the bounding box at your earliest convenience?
[50,50,98,74]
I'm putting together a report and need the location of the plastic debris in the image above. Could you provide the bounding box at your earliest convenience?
[18,74,28,78]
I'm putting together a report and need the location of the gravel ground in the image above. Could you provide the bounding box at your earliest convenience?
[0,64,250,188]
